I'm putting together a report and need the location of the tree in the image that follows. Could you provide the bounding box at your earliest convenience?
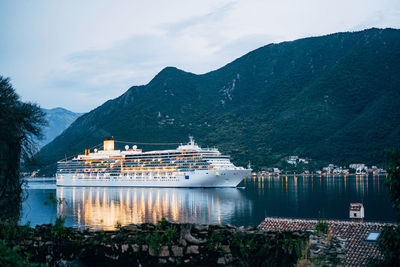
[370,149,400,266]
[384,149,400,216]
[0,76,46,222]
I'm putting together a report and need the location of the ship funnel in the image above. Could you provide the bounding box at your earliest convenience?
[104,137,114,151]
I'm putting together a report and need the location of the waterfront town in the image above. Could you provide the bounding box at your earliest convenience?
[257,156,387,176]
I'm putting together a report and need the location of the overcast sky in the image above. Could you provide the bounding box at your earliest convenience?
[0,0,399,112]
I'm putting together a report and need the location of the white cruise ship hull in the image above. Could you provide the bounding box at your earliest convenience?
[56,169,250,188]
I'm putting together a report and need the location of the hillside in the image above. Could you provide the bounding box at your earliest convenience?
[36,108,82,148]
[38,28,400,174]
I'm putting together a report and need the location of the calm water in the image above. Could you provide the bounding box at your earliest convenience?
[21,175,396,230]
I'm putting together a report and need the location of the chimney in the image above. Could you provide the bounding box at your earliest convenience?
[349,203,364,221]
[104,137,114,151]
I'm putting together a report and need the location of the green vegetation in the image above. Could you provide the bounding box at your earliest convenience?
[144,218,179,252]
[374,225,400,266]
[0,221,42,266]
[0,240,33,267]
[51,217,67,241]
[115,221,122,230]
[0,220,32,242]
[314,220,329,235]
[369,149,400,266]
[36,28,400,174]
[207,231,224,250]
[384,149,400,216]
[222,231,304,267]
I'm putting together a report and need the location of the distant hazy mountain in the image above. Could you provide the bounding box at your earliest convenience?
[38,28,400,174]
[37,108,82,148]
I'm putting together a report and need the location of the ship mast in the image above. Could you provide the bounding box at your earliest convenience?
[189,135,195,146]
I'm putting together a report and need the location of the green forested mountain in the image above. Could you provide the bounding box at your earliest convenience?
[38,28,400,174]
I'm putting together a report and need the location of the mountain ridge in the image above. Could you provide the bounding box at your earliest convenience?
[38,28,400,174]
[36,107,83,148]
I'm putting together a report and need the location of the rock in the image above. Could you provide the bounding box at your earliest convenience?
[159,246,170,257]
[171,246,183,257]
[221,245,231,253]
[224,253,233,263]
[45,241,53,246]
[210,224,224,229]
[122,224,139,231]
[131,244,139,252]
[184,259,190,263]
[181,224,207,245]
[194,225,209,232]
[186,245,199,254]
[168,257,175,263]
[56,260,69,267]
[328,248,337,254]
[217,257,225,264]
[245,226,256,231]
[311,248,321,255]
[142,245,148,252]
[149,247,157,256]
[180,239,187,246]
[226,224,236,229]
[46,255,52,262]
[105,254,119,260]
[121,244,129,253]
[158,258,167,264]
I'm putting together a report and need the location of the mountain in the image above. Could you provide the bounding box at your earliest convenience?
[38,28,400,174]
[37,108,82,148]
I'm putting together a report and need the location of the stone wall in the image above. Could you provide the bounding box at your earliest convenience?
[2,221,309,266]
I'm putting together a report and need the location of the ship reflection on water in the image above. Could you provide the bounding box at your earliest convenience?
[56,187,252,230]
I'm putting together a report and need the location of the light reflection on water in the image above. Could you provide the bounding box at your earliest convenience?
[21,174,396,229]
[56,187,251,230]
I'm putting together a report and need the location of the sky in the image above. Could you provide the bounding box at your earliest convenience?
[0,0,399,113]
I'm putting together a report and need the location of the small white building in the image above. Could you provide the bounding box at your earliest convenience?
[287,156,299,165]
[273,168,281,174]
[349,203,364,221]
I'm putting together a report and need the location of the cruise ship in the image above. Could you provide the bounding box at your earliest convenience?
[56,137,251,187]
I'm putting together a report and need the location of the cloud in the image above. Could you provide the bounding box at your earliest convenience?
[162,1,236,36]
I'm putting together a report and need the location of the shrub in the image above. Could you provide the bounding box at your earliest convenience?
[314,220,329,235]
[51,217,67,241]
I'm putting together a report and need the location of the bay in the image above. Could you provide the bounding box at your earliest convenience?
[20,174,396,230]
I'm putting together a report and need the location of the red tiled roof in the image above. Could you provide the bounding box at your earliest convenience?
[258,217,392,266]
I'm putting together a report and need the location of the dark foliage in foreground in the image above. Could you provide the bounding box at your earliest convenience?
[0,219,307,267]
[0,77,46,222]
[369,149,400,266]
